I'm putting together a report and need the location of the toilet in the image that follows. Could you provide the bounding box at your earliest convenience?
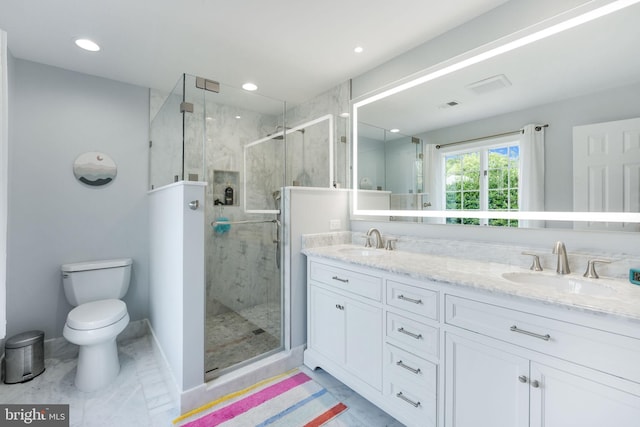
[61,258,132,392]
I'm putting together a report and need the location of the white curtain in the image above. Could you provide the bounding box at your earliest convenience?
[0,29,7,338]
[426,144,445,224]
[519,124,545,228]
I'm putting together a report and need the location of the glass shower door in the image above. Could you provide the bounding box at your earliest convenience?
[201,82,285,379]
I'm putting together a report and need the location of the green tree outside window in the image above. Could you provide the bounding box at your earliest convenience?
[444,143,519,227]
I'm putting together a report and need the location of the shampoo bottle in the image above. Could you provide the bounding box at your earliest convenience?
[224,186,234,205]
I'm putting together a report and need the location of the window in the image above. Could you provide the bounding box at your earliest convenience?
[443,140,519,226]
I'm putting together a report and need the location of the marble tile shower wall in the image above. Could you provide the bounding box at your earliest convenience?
[207,230,281,316]
[285,81,350,188]
[201,99,281,315]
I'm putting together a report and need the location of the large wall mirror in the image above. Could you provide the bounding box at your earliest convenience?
[353,0,640,230]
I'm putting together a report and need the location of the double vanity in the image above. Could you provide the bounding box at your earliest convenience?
[302,233,640,427]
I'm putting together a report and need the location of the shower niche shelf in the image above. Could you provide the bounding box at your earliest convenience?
[213,170,239,206]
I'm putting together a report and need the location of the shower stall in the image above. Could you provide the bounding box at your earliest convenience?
[149,74,345,389]
[150,74,286,381]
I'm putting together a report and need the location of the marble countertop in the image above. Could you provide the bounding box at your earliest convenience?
[303,244,640,322]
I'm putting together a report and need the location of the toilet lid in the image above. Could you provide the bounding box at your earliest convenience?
[67,299,127,330]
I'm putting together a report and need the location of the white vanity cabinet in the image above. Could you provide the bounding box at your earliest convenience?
[444,295,640,427]
[445,332,529,427]
[308,285,383,389]
[305,259,384,394]
[305,257,441,427]
[304,251,640,427]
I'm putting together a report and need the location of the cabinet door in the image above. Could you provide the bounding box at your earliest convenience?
[345,298,382,390]
[445,333,529,427]
[309,286,345,364]
[530,362,640,427]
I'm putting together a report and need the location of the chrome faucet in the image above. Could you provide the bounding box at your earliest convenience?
[552,241,570,274]
[365,228,384,249]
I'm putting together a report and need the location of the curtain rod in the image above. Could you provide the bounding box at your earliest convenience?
[435,124,548,150]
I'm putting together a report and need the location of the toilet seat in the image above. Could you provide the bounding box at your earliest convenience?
[66,299,127,330]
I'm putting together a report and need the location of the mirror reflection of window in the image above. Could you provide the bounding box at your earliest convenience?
[441,138,520,227]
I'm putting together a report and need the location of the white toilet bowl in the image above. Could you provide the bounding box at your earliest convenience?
[63,299,129,392]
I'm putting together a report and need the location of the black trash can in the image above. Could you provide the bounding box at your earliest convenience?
[3,330,45,384]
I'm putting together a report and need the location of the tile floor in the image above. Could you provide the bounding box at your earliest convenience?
[205,302,281,376]
[0,332,403,426]
[0,333,178,427]
[301,366,405,427]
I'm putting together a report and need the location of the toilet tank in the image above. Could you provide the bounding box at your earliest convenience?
[61,258,132,306]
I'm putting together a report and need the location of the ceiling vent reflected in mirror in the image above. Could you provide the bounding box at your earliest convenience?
[438,100,460,109]
[466,74,512,95]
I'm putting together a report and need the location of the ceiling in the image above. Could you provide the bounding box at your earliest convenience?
[0,0,508,105]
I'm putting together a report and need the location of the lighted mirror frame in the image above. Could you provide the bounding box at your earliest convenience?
[352,0,640,224]
[244,114,334,214]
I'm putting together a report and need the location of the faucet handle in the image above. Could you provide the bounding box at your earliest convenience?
[583,259,611,279]
[522,252,543,271]
[385,238,398,251]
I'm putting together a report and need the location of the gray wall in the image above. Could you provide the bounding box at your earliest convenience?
[6,59,150,340]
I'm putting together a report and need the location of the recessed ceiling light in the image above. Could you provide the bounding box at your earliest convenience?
[235,115,242,119]
[74,38,100,52]
[389,128,400,133]
[242,82,258,91]
[354,46,364,54]
[339,112,350,118]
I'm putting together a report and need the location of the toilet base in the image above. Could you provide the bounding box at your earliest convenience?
[75,338,120,392]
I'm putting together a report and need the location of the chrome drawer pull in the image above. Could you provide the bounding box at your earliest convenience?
[510,325,551,341]
[398,327,422,340]
[396,391,421,408]
[398,294,423,305]
[396,360,421,375]
[332,275,349,283]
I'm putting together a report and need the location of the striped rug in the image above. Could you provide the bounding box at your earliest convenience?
[174,370,347,427]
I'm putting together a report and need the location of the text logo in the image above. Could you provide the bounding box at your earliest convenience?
[0,405,69,427]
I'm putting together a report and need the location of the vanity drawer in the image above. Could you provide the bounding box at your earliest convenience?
[386,311,439,359]
[384,345,437,427]
[445,295,640,383]
[309,261,382,301]
[385,343,437,389]
[387,279,439,320]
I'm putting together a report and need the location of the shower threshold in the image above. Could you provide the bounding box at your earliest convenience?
[205,346,283,382]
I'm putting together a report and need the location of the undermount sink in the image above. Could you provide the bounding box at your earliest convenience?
[337,247,385,257]
[501,272,617,297]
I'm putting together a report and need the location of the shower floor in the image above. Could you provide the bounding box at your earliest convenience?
[205,301,281,376]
